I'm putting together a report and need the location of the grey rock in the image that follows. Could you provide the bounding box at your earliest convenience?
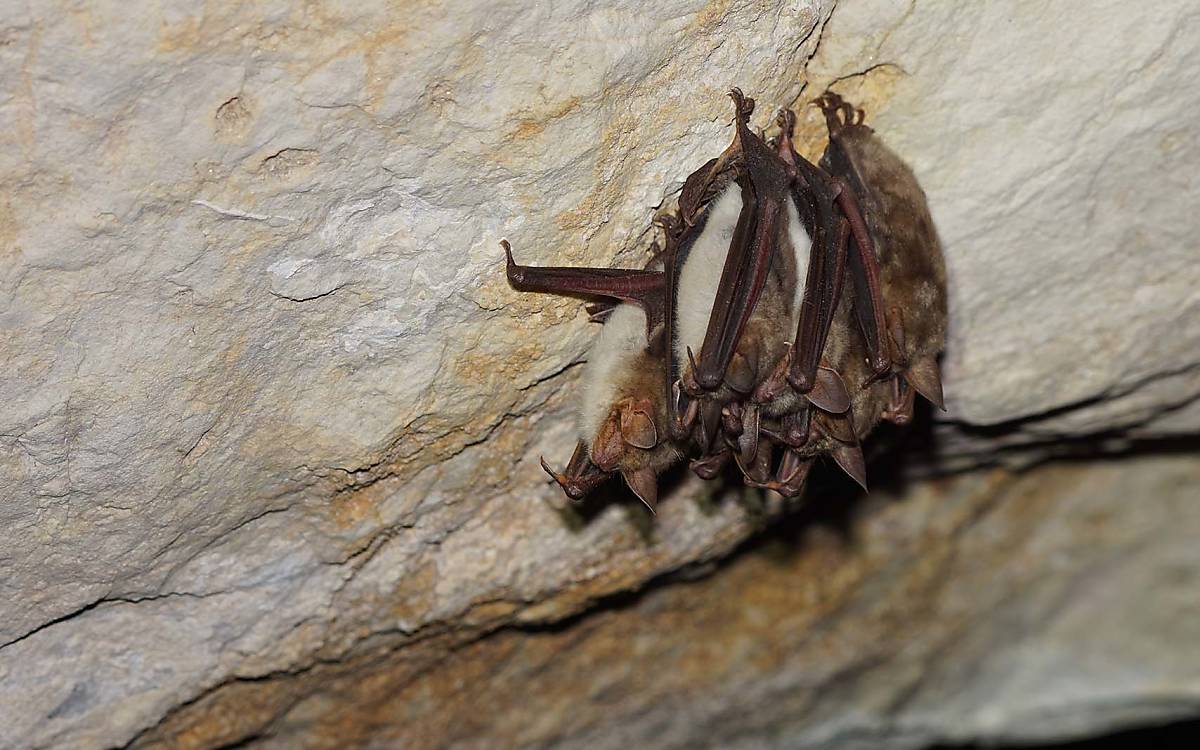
[0,0,1196,747]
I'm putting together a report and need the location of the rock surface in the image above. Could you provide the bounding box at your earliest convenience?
[0,0,1196,748]
[130,453,1200,750]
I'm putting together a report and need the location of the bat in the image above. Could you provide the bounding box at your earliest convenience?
[503,244,677,512]
[503,89,945,510]
[813,92,947,424]
[738,93,949,495]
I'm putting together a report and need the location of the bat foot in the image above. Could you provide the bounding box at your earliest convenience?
[728,87,755,123]
[584,301,616,323]
[813,92,865,135]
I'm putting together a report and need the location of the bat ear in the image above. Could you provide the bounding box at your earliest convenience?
[803,367,851,414]
[906,356,945,411]
[621,468,658,514]
[726,350,757,394]
[590,417,627,471]
[619,405,658,450]
[831,442,868,492]
[814,412,856,444]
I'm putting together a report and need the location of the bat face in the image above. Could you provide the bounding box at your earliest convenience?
[504,90,946,511]
[575,303,681,511]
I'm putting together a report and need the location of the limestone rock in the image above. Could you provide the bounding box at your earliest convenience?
[0,0,1197,748]
[130,455,1200,749]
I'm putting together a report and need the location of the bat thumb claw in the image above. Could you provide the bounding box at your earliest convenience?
[539,456,584,500]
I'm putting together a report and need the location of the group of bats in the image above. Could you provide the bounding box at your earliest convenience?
[503,89,947,512]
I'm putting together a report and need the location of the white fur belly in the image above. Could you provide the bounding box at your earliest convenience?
[674,186,743,366]
[673,185,814,366]
[579,303,647,441]
[786,197,812,328]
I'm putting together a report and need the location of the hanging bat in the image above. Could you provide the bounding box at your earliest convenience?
[502,244,678,512]
[813,92,947,424]
[503,89,944,509]
[740,93,950,495]
[652,89,895,493]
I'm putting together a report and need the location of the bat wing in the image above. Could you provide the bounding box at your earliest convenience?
[503,240,667,335]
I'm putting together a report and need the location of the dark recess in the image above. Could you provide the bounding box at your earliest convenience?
[933,717,1200,750]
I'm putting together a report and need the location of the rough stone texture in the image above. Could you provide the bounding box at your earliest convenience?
[131,454,1200,750]
[0,0,1197,748]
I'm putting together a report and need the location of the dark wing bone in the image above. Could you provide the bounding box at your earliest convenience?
[503,240,667,333]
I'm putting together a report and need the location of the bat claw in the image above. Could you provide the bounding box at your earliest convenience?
[501,239,525,286]
[775,108,796,137]
[814,91,865,135]
[773,109,799,165]
[728,88,755,122]
[721,402,744,437]
[539,456,586,501]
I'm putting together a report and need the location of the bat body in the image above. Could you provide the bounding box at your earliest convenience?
[816,93,947,424]
[503,91,946,510]
[574,303,682,510]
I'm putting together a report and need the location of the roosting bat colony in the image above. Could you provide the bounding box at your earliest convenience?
[504,90,947,512]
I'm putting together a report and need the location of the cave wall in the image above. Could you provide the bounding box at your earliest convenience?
[1,1,1197,748]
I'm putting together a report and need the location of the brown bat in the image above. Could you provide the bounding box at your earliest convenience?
[503,90,945,510]
[814,92,948,424]
[743,94,949,495]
